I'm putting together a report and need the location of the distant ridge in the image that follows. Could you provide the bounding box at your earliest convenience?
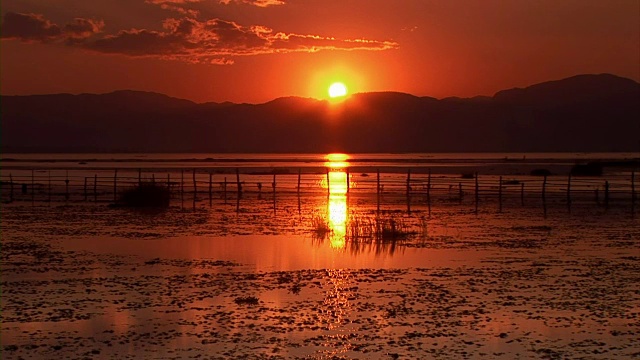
[2,74,639,153]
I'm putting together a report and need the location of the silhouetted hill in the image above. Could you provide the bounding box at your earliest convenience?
[2,74,639,153]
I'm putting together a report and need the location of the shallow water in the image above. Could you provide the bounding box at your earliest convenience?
[2,195,639,359]
[1,153,639,359]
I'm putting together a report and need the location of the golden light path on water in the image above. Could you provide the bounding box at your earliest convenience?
[324,154,350,249]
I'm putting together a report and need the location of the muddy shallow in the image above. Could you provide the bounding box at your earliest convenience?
[1,196,639,359]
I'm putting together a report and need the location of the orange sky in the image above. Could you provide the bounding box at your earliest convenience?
[1,0,639,103]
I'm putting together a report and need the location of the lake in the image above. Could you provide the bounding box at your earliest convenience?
[1,153,639,359]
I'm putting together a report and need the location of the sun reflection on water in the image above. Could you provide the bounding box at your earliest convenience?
[325,154,350,249]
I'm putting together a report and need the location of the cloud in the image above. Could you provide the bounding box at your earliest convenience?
[1,12,397,64]
[218,0,286,7]
[0,12,62,42]
[0,12,103,43]
[64,18,105,40]
[145,0,201,17]
[82,17,398,63]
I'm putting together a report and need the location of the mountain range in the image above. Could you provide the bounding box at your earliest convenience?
[2,73,639,153]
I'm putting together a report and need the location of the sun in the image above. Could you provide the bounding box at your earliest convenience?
[328,82,348,98]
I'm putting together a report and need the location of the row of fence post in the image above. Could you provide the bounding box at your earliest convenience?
[3,169,638,208]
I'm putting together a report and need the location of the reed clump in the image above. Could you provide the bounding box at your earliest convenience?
[310,214,331,238]
[348,216,415,242]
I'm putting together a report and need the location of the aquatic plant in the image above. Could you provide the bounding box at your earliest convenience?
[310,215,331,237]
[234,296,259,305]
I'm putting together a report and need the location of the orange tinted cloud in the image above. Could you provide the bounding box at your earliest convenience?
[81,17,397,63]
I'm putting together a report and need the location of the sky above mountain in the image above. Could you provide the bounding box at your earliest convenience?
[1,0,638,103]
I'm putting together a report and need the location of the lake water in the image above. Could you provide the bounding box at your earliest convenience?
[1,153,639,359]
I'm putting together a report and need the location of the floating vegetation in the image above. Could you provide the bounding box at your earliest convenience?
[233,296,259,306]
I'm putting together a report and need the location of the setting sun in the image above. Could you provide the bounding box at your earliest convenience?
[328,82,348,98]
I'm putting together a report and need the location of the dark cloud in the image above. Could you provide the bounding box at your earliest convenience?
[0,12,62,42]
[1,11,397,64]
[64,18,105,39]
[0,12,103,43]
[82,17,397,64]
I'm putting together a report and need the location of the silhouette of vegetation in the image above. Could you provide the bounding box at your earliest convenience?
[118,182,170,208]
[530,169,552,176]
[571,162,603,176]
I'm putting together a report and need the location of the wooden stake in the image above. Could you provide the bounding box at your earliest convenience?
[427,169,431,207]
[498,176,503,211]
[407,169,412,214]
[474,173,479,205]
[48,171,52,202]
[209,173,213,200]
[566,174,572,205]
[113,169,118,202]
[181,170,184,201]
[521,182,525,206]
[236,168,241,197]
[632,170,636,203]
[346,169,350,194]
[65,170,69,201]
[193,169,197,198]
[272,173,276,212]
[9,173,14,202]
[376,169,381,213]
[326,169,330,196]
[542,175,547,201]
